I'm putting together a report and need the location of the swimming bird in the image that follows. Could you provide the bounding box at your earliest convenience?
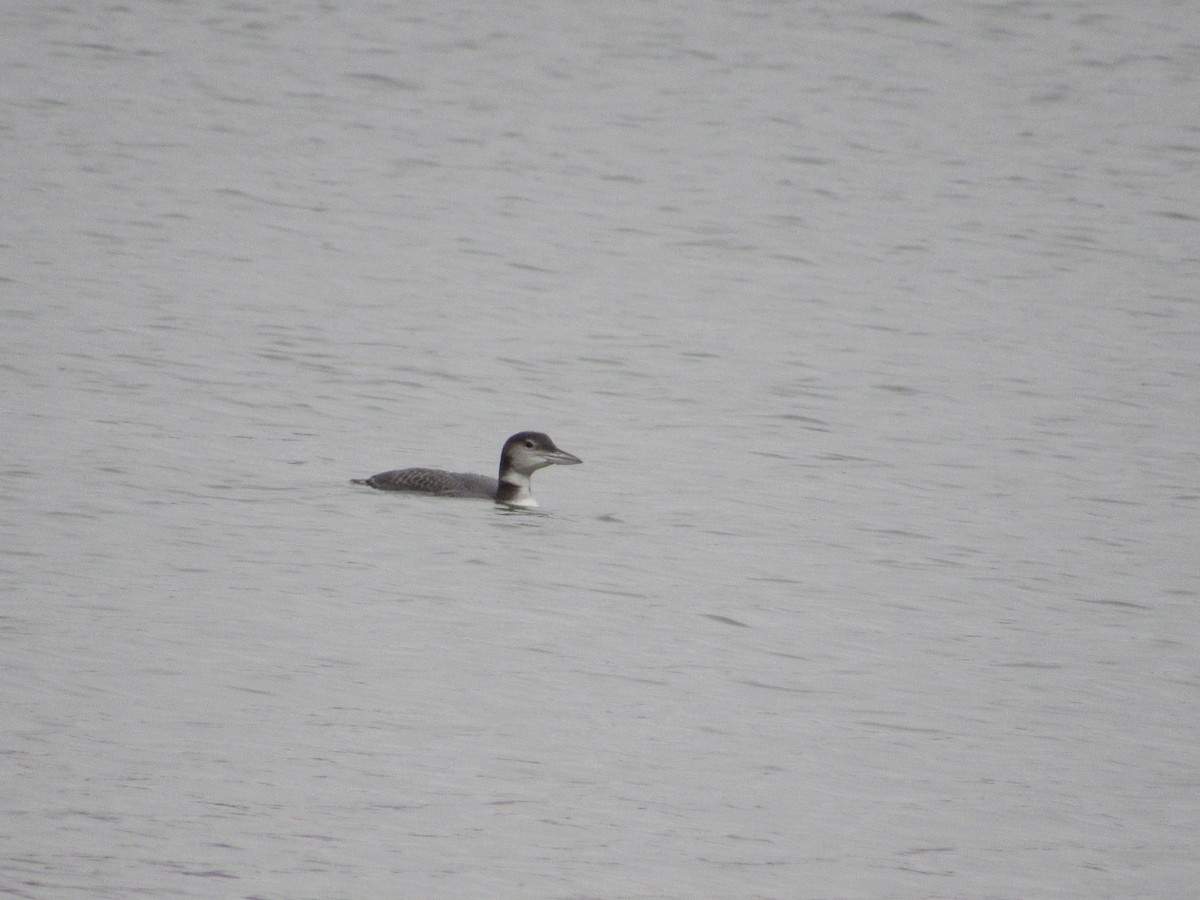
[351,431,581,508]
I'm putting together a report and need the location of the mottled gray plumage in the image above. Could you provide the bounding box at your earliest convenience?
[351,431,581,507]
[351,468,498,498]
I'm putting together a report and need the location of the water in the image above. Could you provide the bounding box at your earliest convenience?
[3,1,1198,897]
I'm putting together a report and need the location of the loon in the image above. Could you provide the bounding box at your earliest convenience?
[351,431,581,508]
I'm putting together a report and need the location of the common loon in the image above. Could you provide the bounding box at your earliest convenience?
[351,431,581,508]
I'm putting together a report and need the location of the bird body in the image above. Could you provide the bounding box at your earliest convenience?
[352,431,581,508]
[352,468,498,498]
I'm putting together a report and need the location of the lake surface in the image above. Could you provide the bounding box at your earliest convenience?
[3,1,1198,897]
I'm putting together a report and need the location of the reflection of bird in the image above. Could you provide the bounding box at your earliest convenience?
[352,431,582,508]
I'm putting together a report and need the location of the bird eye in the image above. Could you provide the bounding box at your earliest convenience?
[524,439,535,448]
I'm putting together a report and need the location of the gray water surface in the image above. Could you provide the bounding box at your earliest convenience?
[3,2,1198,898]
